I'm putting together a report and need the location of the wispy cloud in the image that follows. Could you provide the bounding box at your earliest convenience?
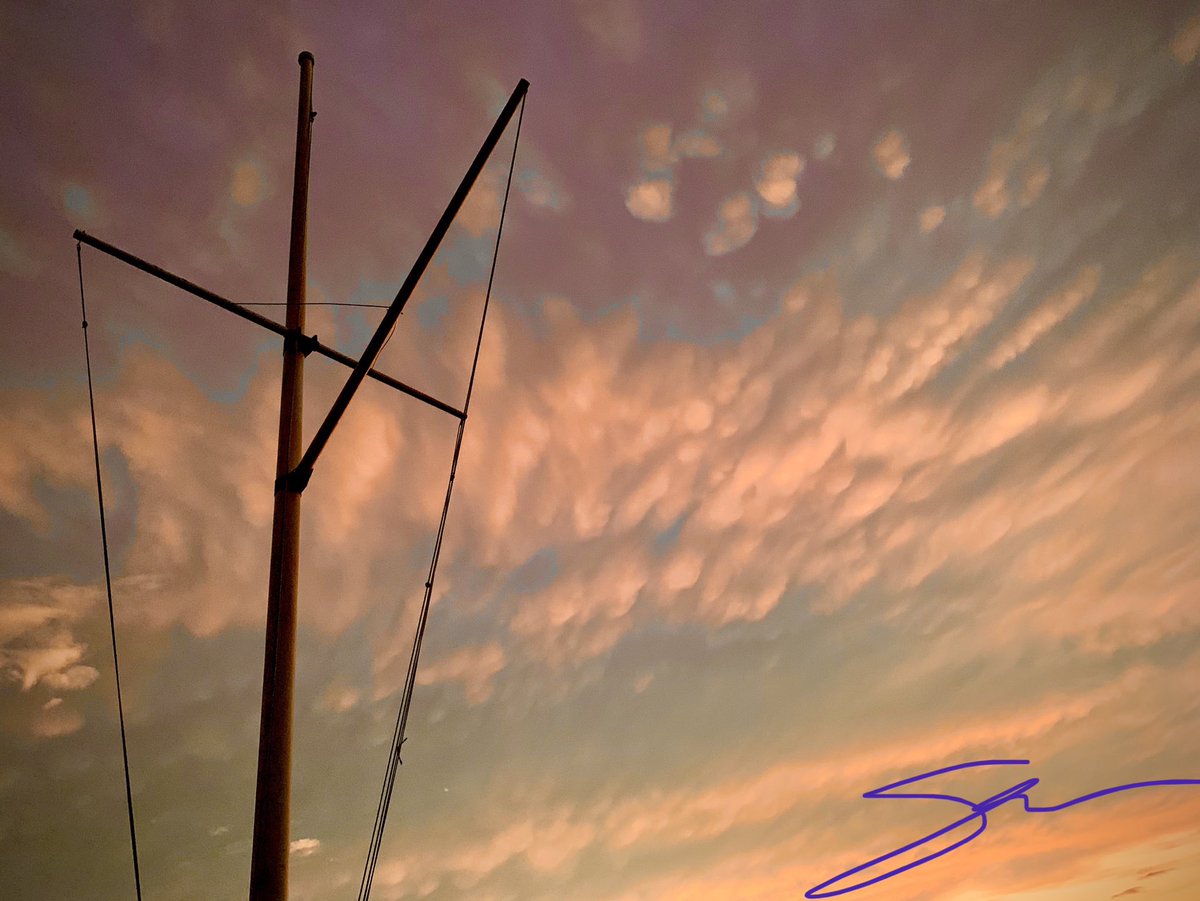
[703,191,758,254]
[625,177,674,222]
[872,128,910,180]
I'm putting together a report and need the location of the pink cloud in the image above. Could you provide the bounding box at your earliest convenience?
[414,641,506,704]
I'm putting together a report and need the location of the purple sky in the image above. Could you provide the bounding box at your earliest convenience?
[4,2,1200,899]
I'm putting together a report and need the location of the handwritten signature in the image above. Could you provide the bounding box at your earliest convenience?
[805,759,1200,898]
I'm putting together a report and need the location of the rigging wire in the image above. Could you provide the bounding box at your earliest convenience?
[240,301,391,308]
[77,242,144,901]
[358,93,526,901]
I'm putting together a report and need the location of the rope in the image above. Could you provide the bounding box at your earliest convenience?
[77,242,144,901]
[358,93,525,901]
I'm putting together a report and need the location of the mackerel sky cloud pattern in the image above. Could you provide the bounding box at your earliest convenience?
[3,3,1200,899]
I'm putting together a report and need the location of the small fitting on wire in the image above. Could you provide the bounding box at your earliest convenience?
[284,327,319,358]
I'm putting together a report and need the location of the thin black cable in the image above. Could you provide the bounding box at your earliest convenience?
[241,301,391,308]
[462,99,524,417]
[77,242,144,901]
[358,93,525,901]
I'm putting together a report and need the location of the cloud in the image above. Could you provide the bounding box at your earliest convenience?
[627,817,1200,901]
[0,388,92,532]
[674,129,722,159]
[703,192,758,255]
[602,668,1153,852]
[517,167,570,212]
[638,123,677,172]
[458,168,504,237]
[9,646,84,692]
[289,838,321,857]
[1170,15,1200,65]
[622,123,706,223]
[373,807,595,896]
[698,72,756,125]
[509,547,649,665]
[974,168,1010,217]
[7,233,1196,695]
[315,684,360,714]
[919,205,945,233]
[971,42,1181,222]
[0,226,39,279]
[986,265,1100,370]
[63,183,97,220]
[41,665,99,691]
[453,809,594,879]
[429,242,1192,685]
[813,132,836,160]
[868,253,1034,400]
[413,641,506,704]
[31,703,84,738]
[1,339,451,643]
[230,157,266,207]
[0,578,99,694]
[701,90,728,122]
[0,582,98,740]
[754,152,804,218]
[575,0,644,62]
[366,660,1197,898]
[624,123,722,225]
[6,9,1200,900]
[1019,160,1051,207]
[625,177,674,222]
[872,128,911,179]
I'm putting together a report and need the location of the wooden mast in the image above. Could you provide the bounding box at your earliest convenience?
[249,50,314,901]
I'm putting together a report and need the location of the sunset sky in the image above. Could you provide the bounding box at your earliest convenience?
[3,2,1200,899]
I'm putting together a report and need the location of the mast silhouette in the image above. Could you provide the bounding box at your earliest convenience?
[74,51,528,900]
[249,49,313,900]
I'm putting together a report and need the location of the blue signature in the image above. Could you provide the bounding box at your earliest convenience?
[805,759,1200,898]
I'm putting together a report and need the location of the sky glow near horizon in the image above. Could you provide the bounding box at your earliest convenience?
[3,2,1200,899]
